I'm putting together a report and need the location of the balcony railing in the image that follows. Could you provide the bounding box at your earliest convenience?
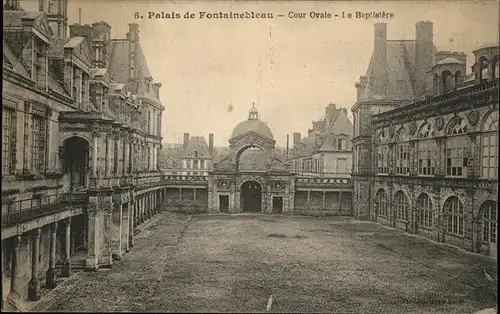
[292,171,351,178]
[295,177,352,187]
[1,192,88,227]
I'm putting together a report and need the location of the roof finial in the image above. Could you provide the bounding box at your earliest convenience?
[248,102,259,120]
[78,7,82,24]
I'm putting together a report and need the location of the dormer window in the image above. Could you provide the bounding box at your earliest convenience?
[33,37,46,87]
[146,81,150,92]
[194,151,198,158]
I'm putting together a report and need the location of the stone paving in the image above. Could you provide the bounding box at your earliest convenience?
[41,212,497,313]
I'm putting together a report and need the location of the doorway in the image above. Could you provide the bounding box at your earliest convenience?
[219,195,229,213]
[272,196,283,214]
[240,181,262,212]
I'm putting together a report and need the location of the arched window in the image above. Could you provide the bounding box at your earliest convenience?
[442,70,452,94]
[482,110,499,179]
[394,191,409,222]
[480,201,497,244]
[444,196,464,236]
[375,189,388,217]
[377,129,389,174]
[455,70,462,85]
[394,127,410,175]
[418,123,437,175]
[479,56,488,81]
[446,117,469,177]
[416,193,433,228]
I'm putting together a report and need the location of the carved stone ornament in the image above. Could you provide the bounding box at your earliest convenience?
[409,121,417,135]
[435,116,444,131]
[273,181,283,189]
[388,126,396,138]
[467,110,480,126]
[219,180,229,189]
[101,203,113,214]
[86,203,99,216]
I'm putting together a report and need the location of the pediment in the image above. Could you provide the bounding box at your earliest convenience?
[65,38,92,67]
[229,131,275,149]
[33,13,53,39]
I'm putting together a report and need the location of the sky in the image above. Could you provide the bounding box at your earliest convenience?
[21,0,500,146]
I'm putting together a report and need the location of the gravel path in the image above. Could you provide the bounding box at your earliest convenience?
[43,212,497,313]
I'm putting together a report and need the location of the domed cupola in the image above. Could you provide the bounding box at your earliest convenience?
[432,53,467,95]
[230,103,274,140]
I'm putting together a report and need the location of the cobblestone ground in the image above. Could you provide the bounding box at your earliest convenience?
[43,212,497,313]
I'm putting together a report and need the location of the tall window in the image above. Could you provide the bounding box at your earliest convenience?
[2,107,17,175]
[394,191,409,222]
[394,127,410,175]
[418,123,437,175]
[446,117,469,177]
[444,196,464,236]
[482,110,498,179]
[147,110,151,134]
[33,38,44,86]
[72,67,78,101]
[200,160,205,170]
[337,138,346,150]
[416,193,433,228]
[377,145,389,174]
[375,189,388,217]
[193,159,199,169]
[480,201,497,244]
[31,113,46,172]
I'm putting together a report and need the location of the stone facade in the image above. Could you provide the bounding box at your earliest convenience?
[351,21,499,258]
[1,2,166,310]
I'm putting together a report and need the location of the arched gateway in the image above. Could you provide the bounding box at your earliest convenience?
[240,181,262,212]
[208,103,291,214]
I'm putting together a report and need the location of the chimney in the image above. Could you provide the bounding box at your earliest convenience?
[128,23,140,82]
[5,0,21,10]
[308,129,313,137]
[415,21,434,94]
[293,132,301,146]
[373,23,387,97]
[38,0,43,11]
[286,134,289,156]
[183,133,190,150]
[208,133,214,157]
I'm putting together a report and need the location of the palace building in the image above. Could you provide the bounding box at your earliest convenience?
[2,0,165,310]
[288,103,353,177]
[351,21,499,258]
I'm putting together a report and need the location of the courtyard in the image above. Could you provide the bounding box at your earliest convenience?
[35,212,496,313]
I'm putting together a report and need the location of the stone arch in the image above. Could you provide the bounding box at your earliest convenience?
[238,175,266,190]
[480,108,499,131]
[60,133,92,147]
[233,144,271,172]
[454,70,463,85]
[394,126,409,142]
[239,180,263,212]
[61,135,91,189]
[445,115,468,135]
[479,55,489,81]
[374,188,388,219]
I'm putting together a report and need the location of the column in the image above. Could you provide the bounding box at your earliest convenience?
[46,222,58,288]
[140,196,145,223]
[129,199,135,247]
[92,132,99,177]
[114,133,121,176]
[339,191,343,212]
[101,203,113,266]
[111,203,123,260]
[121,203,130,253]
[8,236,22,300]
[134,199,138,227]
[179,188,183,212]
[307,189,311,209]
[28,228,41,301]
[124,138,130,176]
[61,218,71,277]
[85,204,100,270]
[193,188,197,213]
[106,135,112,176]
[322,191,326,212]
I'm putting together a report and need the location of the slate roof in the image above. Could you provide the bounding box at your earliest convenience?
[182,136,211,158]
[290,107,353,158]
[48,38,70,58]
[108,39,154,90]
[3,11,43,27]
[64,37,86,48]
[3,40,30,78]
[90,68,108,79]
[359,40,438,101]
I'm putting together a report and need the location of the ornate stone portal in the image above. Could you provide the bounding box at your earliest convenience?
[208,104,292,214]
